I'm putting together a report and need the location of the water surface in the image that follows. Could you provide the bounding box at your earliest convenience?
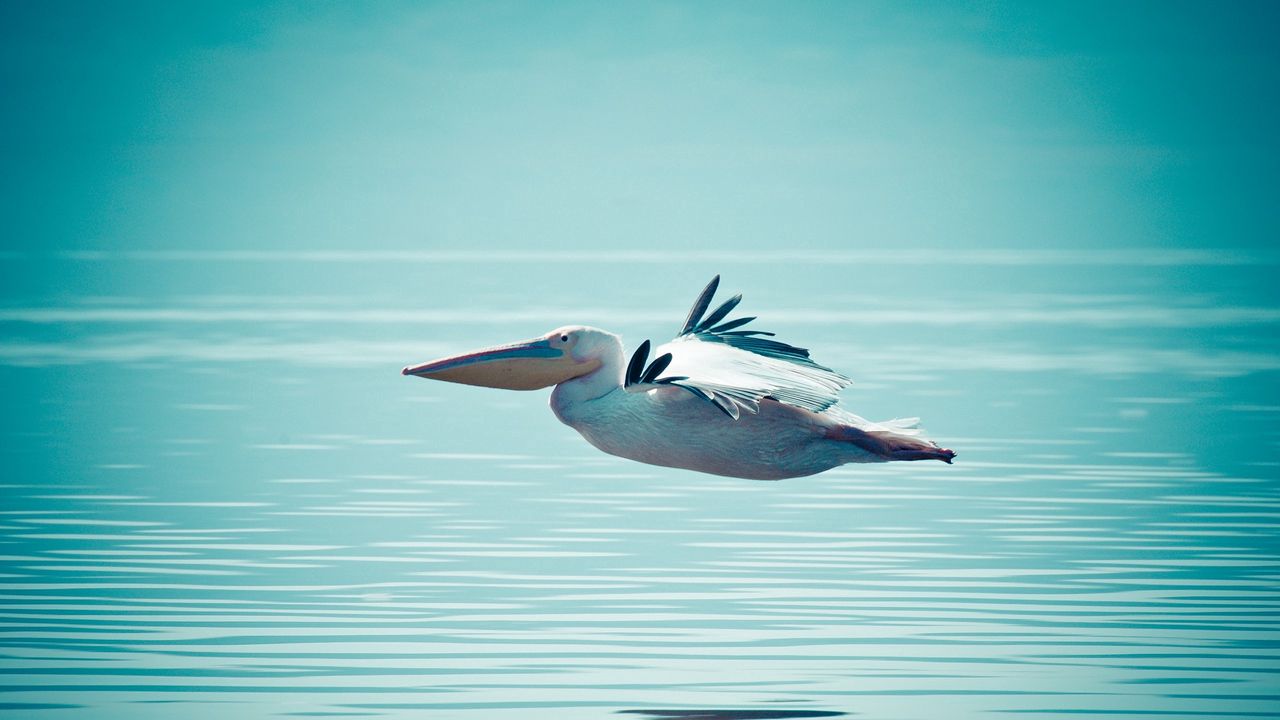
[1,252,1278,719]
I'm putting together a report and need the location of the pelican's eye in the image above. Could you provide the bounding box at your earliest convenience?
[560,334,570,342]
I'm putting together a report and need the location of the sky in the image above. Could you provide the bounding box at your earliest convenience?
[2,0,1278,258]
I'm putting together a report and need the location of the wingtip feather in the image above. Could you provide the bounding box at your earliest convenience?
[679,275,721,336]
[625,339,651,387]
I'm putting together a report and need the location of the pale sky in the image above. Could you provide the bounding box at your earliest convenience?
[4,1,1278,256]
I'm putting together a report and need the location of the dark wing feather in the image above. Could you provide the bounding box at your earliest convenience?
[710,334,826,369]
[624,339,650,387]
[675,276,836,372]
[679,275,720,336]
[625,343,688,392]
[640,352,674,384]
[697,294,742,332]
[708,316,755,333]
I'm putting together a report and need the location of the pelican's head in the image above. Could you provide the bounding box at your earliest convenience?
[402,326,617,390]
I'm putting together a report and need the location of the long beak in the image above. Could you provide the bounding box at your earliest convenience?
[402,337,597,390]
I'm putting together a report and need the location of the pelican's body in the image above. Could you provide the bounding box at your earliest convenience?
[555,379,874,480]
[404,277,954,480]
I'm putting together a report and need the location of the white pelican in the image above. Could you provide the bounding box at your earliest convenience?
[403,276,955,480]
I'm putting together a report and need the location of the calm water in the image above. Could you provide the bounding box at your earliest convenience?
[2,251,1278,719]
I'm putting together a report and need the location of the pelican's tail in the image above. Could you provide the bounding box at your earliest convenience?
[826,413,956,464]
[874,433,956,463]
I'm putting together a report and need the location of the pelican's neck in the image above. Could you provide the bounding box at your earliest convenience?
[549,333,625,423]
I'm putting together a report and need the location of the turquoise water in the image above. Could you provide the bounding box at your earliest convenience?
[2,252,1278,719]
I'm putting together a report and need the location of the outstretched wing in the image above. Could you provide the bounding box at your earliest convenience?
[625,275,851,419]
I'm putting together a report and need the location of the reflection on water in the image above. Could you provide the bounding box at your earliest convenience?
[1,254,1278,719]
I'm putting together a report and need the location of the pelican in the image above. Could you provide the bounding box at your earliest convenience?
[402,276,955,480]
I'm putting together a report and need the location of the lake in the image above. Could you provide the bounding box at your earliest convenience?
[1,249,1278,719]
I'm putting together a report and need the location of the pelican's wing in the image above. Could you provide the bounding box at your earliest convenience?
[624,275,851,419]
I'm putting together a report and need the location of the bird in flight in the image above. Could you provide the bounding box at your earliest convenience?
[403,276,954,479]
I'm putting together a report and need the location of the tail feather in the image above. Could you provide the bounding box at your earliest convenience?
[827,421,956,464]
[829,410,923,436]
[876,416,922,436]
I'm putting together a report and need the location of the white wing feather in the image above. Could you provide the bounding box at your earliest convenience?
[622,275,853,420]
[651,334,851,418]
